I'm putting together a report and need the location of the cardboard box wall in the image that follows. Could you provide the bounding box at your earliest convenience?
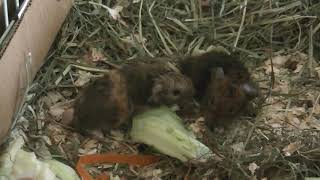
[0,0,73,144]
[0,0,16,35]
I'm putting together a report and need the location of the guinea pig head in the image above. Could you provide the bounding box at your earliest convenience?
[148,72,195,106]
[202,67,259,127]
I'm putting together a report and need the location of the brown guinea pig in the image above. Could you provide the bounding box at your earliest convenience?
[178,51,259,128]
[119,57,195,111]
[178,51,258,99]
[201,67,258,128]
[72,58,195,133]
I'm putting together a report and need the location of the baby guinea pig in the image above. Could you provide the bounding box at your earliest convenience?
[178,51,259,100]
[201,67,258,128]
[119,58,195,111]
[72,58,195,133]
[178,51,259,128]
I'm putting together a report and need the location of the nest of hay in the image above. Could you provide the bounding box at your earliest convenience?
[8,0,320,179]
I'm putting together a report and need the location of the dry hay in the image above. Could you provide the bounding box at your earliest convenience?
[8,0,320,179]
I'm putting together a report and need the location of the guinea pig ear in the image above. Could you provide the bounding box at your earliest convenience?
[241,82,259,99]
[211,67,225,80]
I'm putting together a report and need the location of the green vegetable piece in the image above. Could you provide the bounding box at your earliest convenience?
[130,106,213,163]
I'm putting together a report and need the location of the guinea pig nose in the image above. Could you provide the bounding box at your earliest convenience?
[241,82,259,99]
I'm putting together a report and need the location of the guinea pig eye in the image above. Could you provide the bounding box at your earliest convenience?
[225,87,235,97]
[209,97,215,105]
[228,107,236,113]
[172,89,181,96]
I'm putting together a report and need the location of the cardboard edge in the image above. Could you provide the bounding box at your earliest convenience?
[0,0,74,144]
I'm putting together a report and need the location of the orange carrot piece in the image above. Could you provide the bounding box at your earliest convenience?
[96,173,109,180]
[76,162,93,180]
[78,153,160,165]
[76,153,160,180]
